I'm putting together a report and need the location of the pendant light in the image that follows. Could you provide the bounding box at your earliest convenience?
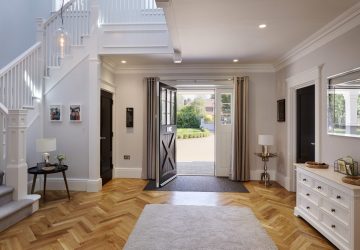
[54,0,71,59]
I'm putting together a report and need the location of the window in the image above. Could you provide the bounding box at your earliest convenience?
[205,107,214,112]
[220,94,231,125]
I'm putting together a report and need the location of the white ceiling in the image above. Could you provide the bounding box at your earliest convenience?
[170,0,359,64]
[103,0,359,67]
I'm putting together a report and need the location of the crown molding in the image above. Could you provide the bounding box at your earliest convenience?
[114,64,275,74]
[275,2,360,71]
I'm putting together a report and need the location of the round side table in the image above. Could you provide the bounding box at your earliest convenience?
[28,164,70,201]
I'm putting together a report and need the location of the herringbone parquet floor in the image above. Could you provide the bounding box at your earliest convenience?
[0,179,335,250]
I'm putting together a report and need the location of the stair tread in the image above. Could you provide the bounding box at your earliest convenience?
[0,185,14,197]
[0,199,33,220]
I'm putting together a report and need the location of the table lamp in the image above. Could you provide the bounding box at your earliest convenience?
[36,138,56,165]
[258,135,273,157]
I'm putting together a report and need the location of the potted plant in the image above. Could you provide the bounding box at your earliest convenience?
[57,154,66,165]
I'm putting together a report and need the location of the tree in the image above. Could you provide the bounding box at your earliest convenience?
[328,93,345,127]
[190,97,206,119]
[177,106,201,128]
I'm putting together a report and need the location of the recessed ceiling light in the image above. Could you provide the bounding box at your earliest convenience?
[258,24,267,29]
[121,60,127,64]
[233,59,239,63]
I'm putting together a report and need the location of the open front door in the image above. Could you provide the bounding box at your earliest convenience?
[157,83,177,187]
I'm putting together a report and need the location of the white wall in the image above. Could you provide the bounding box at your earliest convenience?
[113,70,277,179]
[113,73,146,178]
[275,24,360,187]
[0,0,51,68]
[43,58,90,188]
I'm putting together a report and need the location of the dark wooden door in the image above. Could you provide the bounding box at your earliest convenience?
[100,90,113,185]
[158,83,177,187]
[297,85,315,163]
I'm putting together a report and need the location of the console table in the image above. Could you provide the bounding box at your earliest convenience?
[295,164,360,250]
[28,164,70,201]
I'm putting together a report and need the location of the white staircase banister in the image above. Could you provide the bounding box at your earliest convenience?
[0,103,8,115]
[0,42,42,110]
[0,42,41,76]
[43,0,90,68]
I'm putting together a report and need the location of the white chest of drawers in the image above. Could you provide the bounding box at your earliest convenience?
[294,164,360,250]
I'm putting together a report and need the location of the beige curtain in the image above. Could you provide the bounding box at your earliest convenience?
[230,76,250,181]
[144,77,159,179]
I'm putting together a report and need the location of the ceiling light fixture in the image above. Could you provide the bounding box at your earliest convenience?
[54,0,71,59]
[121,60,127,64]
[173,49,182,64]
[258,24,267,29]
[233,59,239,63]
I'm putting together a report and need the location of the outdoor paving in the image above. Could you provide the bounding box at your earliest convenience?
[176,133,215,175]
[177,162,214,175]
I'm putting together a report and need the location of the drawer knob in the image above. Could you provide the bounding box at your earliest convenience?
[336,195,341,199]
[331,224,336,229]
[306,206,310,210]
[317,186,322,189]
[303,178,307,182]
[306,193,310,196]
[331,208,336,213]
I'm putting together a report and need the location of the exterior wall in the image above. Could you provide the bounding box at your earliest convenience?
[114,71,277,179]
[275,24,360,184]
[0,0,51,68]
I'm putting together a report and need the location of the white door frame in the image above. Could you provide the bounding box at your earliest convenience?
[286,66,322,191]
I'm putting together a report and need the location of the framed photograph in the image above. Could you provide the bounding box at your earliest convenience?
[49,105,62,122]
[277,99,285,122]
[70,105,81,122]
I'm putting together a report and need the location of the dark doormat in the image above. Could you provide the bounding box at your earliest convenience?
[144,176,249,193]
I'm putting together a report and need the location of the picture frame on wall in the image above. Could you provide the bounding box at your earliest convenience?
[70,105,81,122]
[49,105,62,122]
[277,99,285,122]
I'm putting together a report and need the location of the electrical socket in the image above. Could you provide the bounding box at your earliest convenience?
[124,155,130,160]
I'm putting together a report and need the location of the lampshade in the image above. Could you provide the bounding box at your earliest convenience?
[36,138,57,153]
[258,135,274,146]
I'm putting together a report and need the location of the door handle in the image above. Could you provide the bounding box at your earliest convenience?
[100,137,106,140]
[310,142,315,146]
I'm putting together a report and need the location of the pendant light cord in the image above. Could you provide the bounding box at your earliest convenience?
[61,0,64,26]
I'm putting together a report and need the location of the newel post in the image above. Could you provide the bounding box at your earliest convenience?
[36,18,46,79]
[6,110,28,200]
[36,18,45,43]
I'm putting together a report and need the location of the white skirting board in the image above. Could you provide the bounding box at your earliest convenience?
[27,177,102,192]
[113,167,142,178]
[275,171,291,191]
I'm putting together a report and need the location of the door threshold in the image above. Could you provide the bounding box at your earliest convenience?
[177,174,215,176]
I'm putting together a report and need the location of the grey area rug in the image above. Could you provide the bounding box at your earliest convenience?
[124,204,277,250]
[144,176,249,192]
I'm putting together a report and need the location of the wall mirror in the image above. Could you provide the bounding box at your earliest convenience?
[328,67,360,137]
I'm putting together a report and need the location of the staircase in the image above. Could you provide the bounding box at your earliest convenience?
[0,0,168,232]
[0,184,33,232]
